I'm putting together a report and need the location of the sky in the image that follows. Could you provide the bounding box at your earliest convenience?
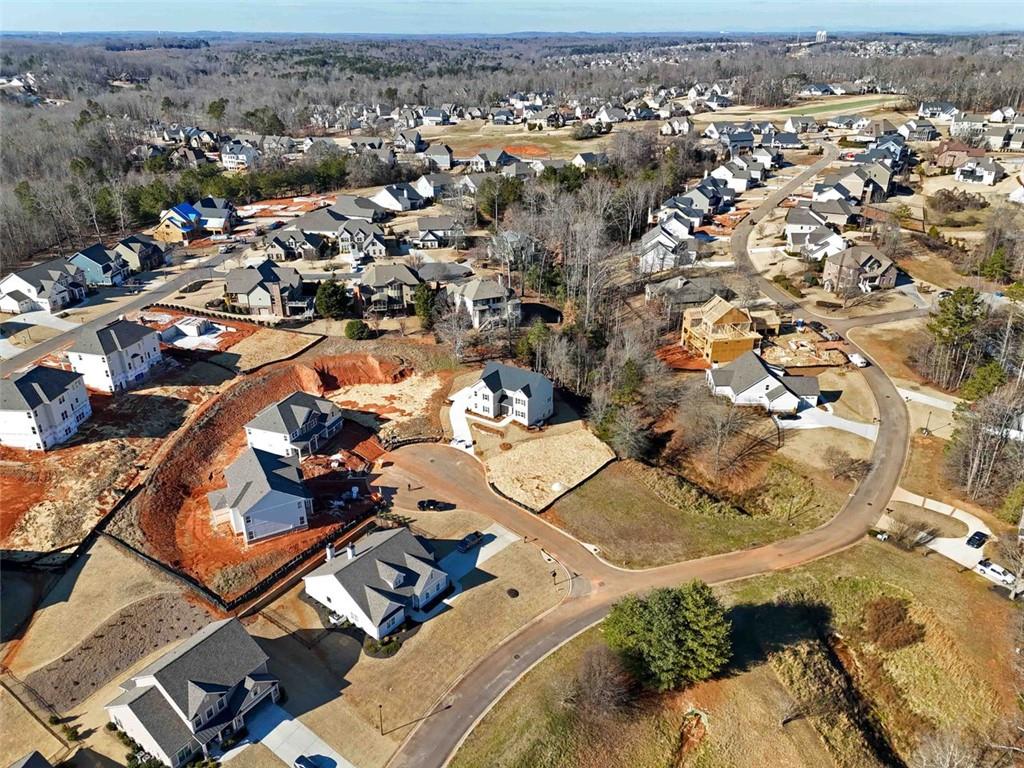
[0,0,1020,35]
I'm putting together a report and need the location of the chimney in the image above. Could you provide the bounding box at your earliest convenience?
[325,544,334,562]
[346,543,356,560]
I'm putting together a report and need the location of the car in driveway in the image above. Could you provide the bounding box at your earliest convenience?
[966,531,990,549]
[294,757,318,768]
[975,559,1015,585]
[417,499,455,511]
[456,530,485,553]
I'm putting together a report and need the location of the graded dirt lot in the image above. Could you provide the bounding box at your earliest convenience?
[0,365,223,554]
[250,508,563,768]
[327,370,451,439]
[209,326,321,372]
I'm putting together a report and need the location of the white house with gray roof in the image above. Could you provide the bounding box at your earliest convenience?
[67,318,161,393]
[0,365,92,450]
[304,528,449,640]
[207,446,312,543]
[106,618,279,767]
[707,351,819,414]
[446,278,520,329]
[467,362,553,426]
[245,391,343,460]
[0,257,86,314]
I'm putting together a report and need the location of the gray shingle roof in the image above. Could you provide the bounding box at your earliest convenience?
[1,365,83,411]
[246,391,341,436]
[416,262,472,283]
[478,362,549,398]
[306,528,446,625]
[224,260,301,296]
[6,257,80,292]
[67,319,156,356]
[220,447,310,516]
[7,751,53,768]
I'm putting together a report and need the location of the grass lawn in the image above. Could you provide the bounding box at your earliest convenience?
[0,686,65,767]
[454,539,1016,768]
[888,501,969,538]
[544,460,841,568]
[774,96,902,117]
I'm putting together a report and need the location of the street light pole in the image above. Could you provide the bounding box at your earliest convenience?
[378,703,383,736]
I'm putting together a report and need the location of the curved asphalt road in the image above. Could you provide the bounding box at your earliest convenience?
[387,143,917,768]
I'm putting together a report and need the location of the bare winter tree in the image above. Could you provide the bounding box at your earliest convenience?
[909,731,983,768]
[434,304,472,361]
[824,446,872,481]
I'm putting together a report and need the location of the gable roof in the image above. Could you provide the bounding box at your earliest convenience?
[246,391,340,436]
[70,242,120,268]
[5,257,81,292]
[709,351,819,402]
[362,263,420,289]
[219,447,310,515]
[306,527,445,625]
[477,361,549,398]
[68,318,156,356]
[224,260,301,295]
[1,365,82,411]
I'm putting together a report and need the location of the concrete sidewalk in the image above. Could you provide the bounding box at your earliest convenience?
[447,386,475,455]
[774,405,879,441]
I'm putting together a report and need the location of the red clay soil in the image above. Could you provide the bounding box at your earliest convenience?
[0,463,51,541]
[656,344,711,371]
[125,353,402,595]
[138,307,260,352]
[504,144,549,158]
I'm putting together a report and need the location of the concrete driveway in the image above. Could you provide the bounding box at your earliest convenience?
[446,386,475,455]
[12,310,80,331]
[774,404,879,441]
[223,702,356,768]
[885,487,993,568]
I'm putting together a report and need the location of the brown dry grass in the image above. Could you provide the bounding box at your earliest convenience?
[0,686,65,767]
[846,319,930,387]
[888,501,968,539]
[211,327,320,372]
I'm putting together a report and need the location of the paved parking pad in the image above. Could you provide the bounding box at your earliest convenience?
[224,702,356,768]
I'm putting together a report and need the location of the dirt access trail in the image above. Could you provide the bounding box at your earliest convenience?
[389,141,917,768]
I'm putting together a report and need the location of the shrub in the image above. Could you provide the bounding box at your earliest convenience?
[48,714,61,725]
[344,319,371,340]
[105,721,118,732]
[862,596,924,651]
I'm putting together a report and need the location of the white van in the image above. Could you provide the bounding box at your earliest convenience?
[848,352,869,368]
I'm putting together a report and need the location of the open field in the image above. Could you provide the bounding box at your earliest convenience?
[251,507,563,768]
[455,539,1016,768]
[846,318,931,387]
[819,369,878,424]
[545,459,842,568]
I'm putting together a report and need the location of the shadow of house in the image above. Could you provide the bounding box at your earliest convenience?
[253,629,357,720]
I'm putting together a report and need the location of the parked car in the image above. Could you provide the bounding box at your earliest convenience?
[217,243,235,254]
[456,530,485,553]
[966,531,990,549]
[848,352,869,368]
[294,757,318,768]
[417,499,455,511]
[975,559,1015,585]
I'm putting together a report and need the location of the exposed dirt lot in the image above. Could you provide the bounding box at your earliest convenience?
[0,685,66,767]
[0,364,223,554]
[327,370,452,442]
[481,419,615,511]
[251,508,563,768]
[209,327,321,372]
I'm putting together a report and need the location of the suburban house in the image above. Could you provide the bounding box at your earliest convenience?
[934,140,985,169]
[707,351,820,414]
[413,172,455,200]
[105,619,279,767]
[207,446,313,544]
[370,183,424,213]
[822,245,898,294]
[660,116,692,136]
[414,216,462,249]
[681,295,762,365]
[360,264,421,315]
[645,275,730,321]
[0,258,86,313]
[333,195,388,222]
[8,752,53,768]
[67,319,162,393]
[417,261,473,286]
[69,243,130,286]
[265,229,328,262]
[423,143,454,170]
[245,391,343,460]
[795,226,848,262]
[223,260,310,317]
[193,197,236,234]
[304,528,450,640]
[338,220,387,260]
[954,157,1007,186]
[446,278,521,329]
[571,152,609,171]
[898,118,939,142]
[984,125,1010,151]
[466,362,554,427]
[219,140,260,171]
[637,225,696,274]
[153,203,203,244]
[918,101,960,122]
[783,116,819,133]
[395,129,425,153]
[469,149,513,172]
[989,106,1017,123]
[0,365,92,451]
[113,235,166,273]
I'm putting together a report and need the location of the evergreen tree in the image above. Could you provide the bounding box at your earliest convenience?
[315,279,349,319]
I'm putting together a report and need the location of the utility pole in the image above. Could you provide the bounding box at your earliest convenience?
[378,703,383,736]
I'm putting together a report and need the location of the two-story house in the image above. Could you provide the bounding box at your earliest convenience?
[822,245,898,295]
[466,362,554,427]
[207,446,313,544]
[413,216,462,249]
[304,528,450,640]
[446,278,520,329]
[223,260,310,318]
[66,319,162,393]
[0,365,92,451]
[113,235,166,273]
[105,619,279,767]
[338,220,387,260]
[681,295,762,365]
[245,391,343,460]
[68,243,130,287]
[265,229,328,262]
[360,264,421,316]
[0,258,86,314]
